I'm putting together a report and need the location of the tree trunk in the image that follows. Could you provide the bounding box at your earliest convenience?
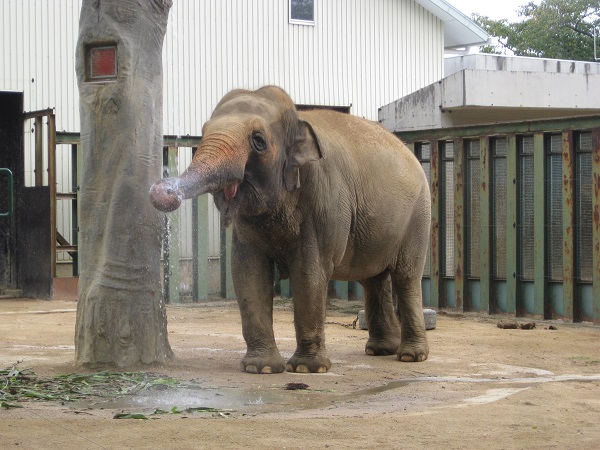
[75,0,173,366]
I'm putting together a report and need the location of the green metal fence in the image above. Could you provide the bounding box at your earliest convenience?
[398,115,600,324]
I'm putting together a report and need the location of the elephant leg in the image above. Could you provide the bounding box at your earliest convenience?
[285,257,331,373]
[362,272,402,356]
[391,273,429,362]
[232,232,285,374]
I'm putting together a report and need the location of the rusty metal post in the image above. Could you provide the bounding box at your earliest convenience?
[429,140,441,309]
[48,113,57,278]
[453,138,465,311]
[592,129,600,325]
[533,133,546,318]
[505,135,518,314]
[479,137,492,313]
[561,131,575,321]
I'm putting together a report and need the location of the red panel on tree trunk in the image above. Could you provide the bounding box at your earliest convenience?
[89,46,117,79]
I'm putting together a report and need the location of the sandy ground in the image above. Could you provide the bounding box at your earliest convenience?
[1,297,600,449]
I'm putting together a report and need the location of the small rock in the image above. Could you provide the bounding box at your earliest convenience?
[548,325,558,330]
[519,322,536,330]
[497,320,519,329]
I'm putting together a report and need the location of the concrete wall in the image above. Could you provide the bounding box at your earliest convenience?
[379,55,600,132]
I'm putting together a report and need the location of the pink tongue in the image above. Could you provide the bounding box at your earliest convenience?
[224,183,238,201]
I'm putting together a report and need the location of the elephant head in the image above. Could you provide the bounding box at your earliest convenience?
[149,86,323,223]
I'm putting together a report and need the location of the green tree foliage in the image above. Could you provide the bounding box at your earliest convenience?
[474,0,600,61]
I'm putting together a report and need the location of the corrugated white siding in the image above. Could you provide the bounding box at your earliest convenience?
[2,0,444,261]
[1,0,82,262]
[163,0,444,134]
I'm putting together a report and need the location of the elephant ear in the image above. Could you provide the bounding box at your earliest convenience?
[283,115,324,192]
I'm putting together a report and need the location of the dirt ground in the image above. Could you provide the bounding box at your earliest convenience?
[1,297,600,449]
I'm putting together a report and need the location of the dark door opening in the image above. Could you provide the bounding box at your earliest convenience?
[1,91,54,298]
[0,92,25,295]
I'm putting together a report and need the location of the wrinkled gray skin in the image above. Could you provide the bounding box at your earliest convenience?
[150,86,431,374]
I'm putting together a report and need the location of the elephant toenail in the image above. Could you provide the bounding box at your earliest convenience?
[245,364,259,373]
[261,366,273,374]
[296,365,310,373]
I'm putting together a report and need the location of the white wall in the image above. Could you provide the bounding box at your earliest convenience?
[2,0,445,260]
[163,0,444,134]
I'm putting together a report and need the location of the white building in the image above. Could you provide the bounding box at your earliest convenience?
[0,0,487,297]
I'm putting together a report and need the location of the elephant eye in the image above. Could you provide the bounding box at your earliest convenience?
[251,132,267,153]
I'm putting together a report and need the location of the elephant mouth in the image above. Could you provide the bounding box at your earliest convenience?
[215,180,244,226]
[223,182,239,201]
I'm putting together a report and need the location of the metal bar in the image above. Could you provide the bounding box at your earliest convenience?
[592,129,600,325]
[34,116,43,186]
[453,138,465,311]
[75,144,82,276]
[220,221,235,299]
[334,281,349,300]
[505,135,518,314]
[396,116,600,144]
[0,168,14,218]
[56,132,82,145]
[429,140,441,309]
[57,245,78,252]
[56,132,204,147]
[71,144,81,277]
[163,135,203,147]
[56,193,77,200]
[561,131,575,321]
[165,146,180,303]
[48,114,57,278]
[192,192,209,302]
[348,281,363,301]
[22,108,55,120]
[533,133,547,318]
[280,278,292,298]
[479,137,492,313]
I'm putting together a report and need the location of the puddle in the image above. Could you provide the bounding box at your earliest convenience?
[70,380,412,415]
[73,386,336,414]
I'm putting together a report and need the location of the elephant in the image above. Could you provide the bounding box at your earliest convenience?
[149,86,431,374]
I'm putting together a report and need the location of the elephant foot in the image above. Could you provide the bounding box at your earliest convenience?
[286,354,331,373]
[365,336,402,356]
[241,352,286,374]
[396,339,429,362]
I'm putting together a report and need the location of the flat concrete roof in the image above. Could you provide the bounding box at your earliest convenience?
[379,55,600,132]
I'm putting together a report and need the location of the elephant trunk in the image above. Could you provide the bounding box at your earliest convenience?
[149,132,248,213]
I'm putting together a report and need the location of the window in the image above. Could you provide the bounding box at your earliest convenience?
[416,142,431,278]
[290,0,315,25]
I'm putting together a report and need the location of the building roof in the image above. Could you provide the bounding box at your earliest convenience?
[379,54,600,132]
[415,0,489,49]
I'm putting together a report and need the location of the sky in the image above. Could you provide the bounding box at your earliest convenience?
[447,0,534,22]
